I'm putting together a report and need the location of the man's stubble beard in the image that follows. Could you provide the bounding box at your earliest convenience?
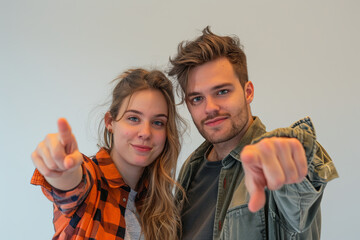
[195,109,250,145]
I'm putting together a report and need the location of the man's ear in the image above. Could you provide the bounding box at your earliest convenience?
[104,112,113,132]
[244,81,254,104]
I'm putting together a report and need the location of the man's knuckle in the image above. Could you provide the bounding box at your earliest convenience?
[272,175,285,189]
[300,167,308,177]
[258,139,273,153]
[290,138,301,148]
[287,174,299,184]
[276,140,288,150]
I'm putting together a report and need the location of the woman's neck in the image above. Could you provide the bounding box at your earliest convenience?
[121,170,143,190]
[110,151,144,190]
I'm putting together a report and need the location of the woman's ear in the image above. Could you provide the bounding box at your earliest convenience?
[244,81,254,104]
[105,112,113,132]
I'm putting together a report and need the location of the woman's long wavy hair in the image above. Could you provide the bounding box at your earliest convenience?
[98,68,184,240]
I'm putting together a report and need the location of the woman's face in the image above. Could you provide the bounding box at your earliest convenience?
[106,89,168,174]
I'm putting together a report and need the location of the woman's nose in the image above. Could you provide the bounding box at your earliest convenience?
[138,122,151,139]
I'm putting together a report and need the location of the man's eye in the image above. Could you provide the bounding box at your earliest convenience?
[128,116,139,122]
[192,96,203,103]
[218,89,229,95]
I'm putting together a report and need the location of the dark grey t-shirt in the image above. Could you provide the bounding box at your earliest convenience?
[181,156,223,240]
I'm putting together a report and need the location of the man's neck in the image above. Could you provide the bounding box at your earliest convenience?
[207,144,232,162]
[208,141,238,162]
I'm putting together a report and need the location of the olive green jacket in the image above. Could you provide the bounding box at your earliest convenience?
[177,117,338,240]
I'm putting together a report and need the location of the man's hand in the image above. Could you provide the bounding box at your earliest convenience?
[240,137,307,212]
[31,118,83,190]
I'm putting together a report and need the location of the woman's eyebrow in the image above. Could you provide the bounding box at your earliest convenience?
[125,109,168,119]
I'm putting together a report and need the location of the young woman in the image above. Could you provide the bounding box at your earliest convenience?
[31,69,184,240]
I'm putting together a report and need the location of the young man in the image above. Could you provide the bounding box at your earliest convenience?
[169,27,338,240]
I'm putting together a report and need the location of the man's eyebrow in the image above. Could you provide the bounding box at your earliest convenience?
[212,83,233,90]
[187,91,201,98]
[187,83,233,97]
[125,109,168,118]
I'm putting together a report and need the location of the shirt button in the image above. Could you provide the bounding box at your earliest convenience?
[123,198,126,202]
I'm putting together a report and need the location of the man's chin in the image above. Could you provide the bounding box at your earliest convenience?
[202,129,240,144]
[204,133,231,144]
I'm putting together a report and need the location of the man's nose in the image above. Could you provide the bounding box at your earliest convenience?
[205,97,220,114]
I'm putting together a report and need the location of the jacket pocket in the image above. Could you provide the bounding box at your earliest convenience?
[220,204,266,240]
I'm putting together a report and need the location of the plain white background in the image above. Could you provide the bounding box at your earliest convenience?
[1,0,358,239]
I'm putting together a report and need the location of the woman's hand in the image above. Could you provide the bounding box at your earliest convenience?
[31,118,83,190]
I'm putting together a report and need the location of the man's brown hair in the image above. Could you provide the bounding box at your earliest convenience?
[169,26,248,102]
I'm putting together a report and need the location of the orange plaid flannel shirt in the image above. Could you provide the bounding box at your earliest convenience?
[31,148,148,240]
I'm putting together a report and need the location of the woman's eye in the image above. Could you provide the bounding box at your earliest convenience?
[218,89,229,95]
[153,121,165,127]
[128,116,139,122]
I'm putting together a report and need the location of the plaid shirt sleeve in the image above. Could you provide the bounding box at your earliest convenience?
[30,149,135,240]
[31,155,93,216]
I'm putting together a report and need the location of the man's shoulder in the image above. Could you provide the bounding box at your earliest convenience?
[177,141,211,181]
[186,141,212,163]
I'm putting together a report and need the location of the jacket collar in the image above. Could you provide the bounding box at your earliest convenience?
[228,116,267,163]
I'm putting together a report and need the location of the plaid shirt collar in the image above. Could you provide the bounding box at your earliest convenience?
[95,148,149,193]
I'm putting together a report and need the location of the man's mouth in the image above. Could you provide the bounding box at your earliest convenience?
[204,116,228,127]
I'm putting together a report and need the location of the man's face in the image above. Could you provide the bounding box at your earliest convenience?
[186,57,254,144]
